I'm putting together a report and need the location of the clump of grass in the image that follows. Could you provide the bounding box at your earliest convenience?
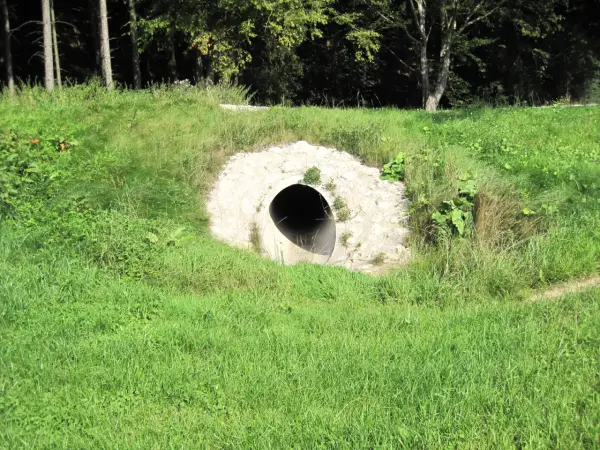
[474,185,535,248]
[339,232,353,248]
[256,194,266,213]
[303,166,321,185]
[333,196,351,222]
[371,253,386,266]
[249,222,262,253]
[324,179,336,192]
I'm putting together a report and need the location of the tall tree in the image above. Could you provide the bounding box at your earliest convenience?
[41,0,54,90]
[127,0,141,88]
[375,0,503,111]
[415,0,502,111]
[3,0,598,106]
[98,0,113,89]
[139,0,337,83]
[1,0,14,97]
[50,0,61,88]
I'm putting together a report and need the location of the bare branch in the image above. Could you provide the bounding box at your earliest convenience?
[398,22,419,44]
[458,2,501,35]
[376,11,397,26]
[463,0,485,24]
[407,0,422,35]
[53,20,78,31]
[377,9,419,43]
[10,20,42,34]
[380,41,416,73]
[377,11,419,43]
[28,51,43,64]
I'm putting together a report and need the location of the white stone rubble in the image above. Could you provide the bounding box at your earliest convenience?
[207,141,411,273]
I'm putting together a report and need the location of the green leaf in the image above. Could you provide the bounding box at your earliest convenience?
[431,211,447,226]
[380,153,405,182]
[167,227,186,246]
[451,209,465,235]
[458,179,477,198]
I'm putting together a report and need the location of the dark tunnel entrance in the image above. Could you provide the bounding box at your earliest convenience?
[269,184,336,257]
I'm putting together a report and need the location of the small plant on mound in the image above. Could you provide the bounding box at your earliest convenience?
[340,231,353,247]
[380,152,405,182]
[303,166,322,185]
[371,253,386,266]
[431,173,478,237]
[333,196,351,222]
[249,221,262,253]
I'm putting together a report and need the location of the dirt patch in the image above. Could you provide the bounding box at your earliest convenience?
[528,275,600,302]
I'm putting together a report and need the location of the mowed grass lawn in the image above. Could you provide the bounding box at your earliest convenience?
[1,85,599,447]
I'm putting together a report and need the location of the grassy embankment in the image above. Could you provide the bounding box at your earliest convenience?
[1,84,599,447]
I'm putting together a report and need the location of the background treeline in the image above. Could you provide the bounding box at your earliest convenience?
[1,0,599,110]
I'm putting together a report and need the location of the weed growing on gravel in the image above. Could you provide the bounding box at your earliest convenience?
[371,252,386,266]
[302,166,321,185]
[333,196,352,222]
[340,231,353,247]
[249,221,262,253]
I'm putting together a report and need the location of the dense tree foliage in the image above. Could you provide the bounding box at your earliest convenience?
[0,0,598,108]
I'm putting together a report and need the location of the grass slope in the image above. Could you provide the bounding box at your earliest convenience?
[1,85,599,448]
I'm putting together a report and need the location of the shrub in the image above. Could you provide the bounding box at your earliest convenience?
[431,173,477,237]
[303,166,322,185]
[380,152,405,182]
[0,131,71,219]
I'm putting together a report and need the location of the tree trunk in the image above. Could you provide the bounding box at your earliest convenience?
[193,49,203,84]
[206,56,215,85]
[419,41,429,108]
[50,0,61,88]
[127,0,141,89]
[425,35,452,112]
[88,0,100,72]
[1,0,14,97]
[98,0,113,89]
[41,0,54,91]
[166,30,178,82]
[410,0,430,108]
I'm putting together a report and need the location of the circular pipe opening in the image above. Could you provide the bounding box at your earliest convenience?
[269,184,336,257]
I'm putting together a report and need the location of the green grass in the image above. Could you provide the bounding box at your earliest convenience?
[1,84,599,447]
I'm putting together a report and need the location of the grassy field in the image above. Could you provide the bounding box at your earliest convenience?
[1,84,599,448]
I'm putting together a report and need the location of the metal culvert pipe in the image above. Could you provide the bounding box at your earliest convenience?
[268,184,336,261]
